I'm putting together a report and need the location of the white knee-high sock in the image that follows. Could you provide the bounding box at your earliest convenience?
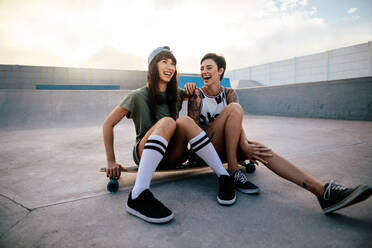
[190,131,229,177]
[131,134,168,199]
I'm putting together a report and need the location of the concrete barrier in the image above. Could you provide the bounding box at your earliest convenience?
[236,77,372,121]
[0,90,132,129]
[0,65,225,90]
[0,65,147,90]
[1,77,371,130]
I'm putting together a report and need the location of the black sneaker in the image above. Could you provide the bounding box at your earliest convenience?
[217,175,236,205]
[126,189,174,223]
[318,181,372,214]
[233,170,260,194]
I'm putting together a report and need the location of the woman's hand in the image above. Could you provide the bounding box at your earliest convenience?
[106,161,124,180]
[244,140,272,165]
[184,83,197,96]
[103,105,129,180]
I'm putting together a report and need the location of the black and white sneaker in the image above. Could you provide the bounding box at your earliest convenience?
[126,189,174,223]
[233,170,260,194]
[318,181,372,214]
[217,175,236,205]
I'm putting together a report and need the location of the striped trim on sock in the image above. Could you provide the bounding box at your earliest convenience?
[146,139,167,151]
[190,134,208,148]
[143,137,168,156]
[190,133,211,153]
[143,145,165,156]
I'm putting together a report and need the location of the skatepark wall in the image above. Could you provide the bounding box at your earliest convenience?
[236,77,372,121]
[226,41,372,87]
[0,64,209,89]
[0,89,132,129]
[0,65,148,90]
[0,77,371,130]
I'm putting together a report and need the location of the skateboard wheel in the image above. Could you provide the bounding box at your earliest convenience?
[245,162,256,174]
[107,180,119,193]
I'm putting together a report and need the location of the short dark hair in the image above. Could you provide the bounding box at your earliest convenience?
[200,53,226,80]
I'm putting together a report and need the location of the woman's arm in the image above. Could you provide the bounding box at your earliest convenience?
[225,88,239,104]
[187,89,202,125]
[184,83,197,99]
[102,105,129,179]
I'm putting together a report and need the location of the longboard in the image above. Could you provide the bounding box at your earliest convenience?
[100,161,256,193]
[100,164,210,192]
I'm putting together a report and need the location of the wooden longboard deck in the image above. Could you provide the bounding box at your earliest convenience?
[100,164,209,173]
[101,162,254,192]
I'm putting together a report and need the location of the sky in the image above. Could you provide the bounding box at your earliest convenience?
[0,0,371,73]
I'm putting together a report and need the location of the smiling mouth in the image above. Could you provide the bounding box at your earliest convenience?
[203,76,211,80]
[164,72,172,77]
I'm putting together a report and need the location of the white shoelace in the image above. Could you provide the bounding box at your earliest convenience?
[234,170,248,184]
[323,181,347,200]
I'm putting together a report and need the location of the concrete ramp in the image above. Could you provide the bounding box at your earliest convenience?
[237,79,263,88]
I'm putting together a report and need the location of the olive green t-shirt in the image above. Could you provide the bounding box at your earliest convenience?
[120,86,186,143]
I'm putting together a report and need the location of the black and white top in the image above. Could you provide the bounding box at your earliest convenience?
[198,87,227,128]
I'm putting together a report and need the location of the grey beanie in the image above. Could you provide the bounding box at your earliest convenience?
[148,46,171,66]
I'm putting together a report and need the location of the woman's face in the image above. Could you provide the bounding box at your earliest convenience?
[157,58,176,83]
[200,59,224,87]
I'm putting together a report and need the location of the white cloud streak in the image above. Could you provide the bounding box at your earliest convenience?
[347,7,360,23]
[348,8,357,14]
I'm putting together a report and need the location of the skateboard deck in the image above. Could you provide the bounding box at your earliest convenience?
[100,161,256,193]
[99,164,208,173]
[100,164,210,192]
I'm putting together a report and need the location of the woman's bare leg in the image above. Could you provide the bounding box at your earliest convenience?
[266,152,325,197]
[238,124,325,197]
[205,102,325,197]
[206,103,244,174]
[165,116,202,165]
[132,117,177,199]
[138,116,229,176]
[166,116,229,177]
[137,117,177,157]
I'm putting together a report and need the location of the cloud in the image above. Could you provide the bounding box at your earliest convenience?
[0,44,66,67]
[226,22,372,70]
[279,0,308,11]
[347,7,359,22]
[348,8,357,14]
[82,46,145,70]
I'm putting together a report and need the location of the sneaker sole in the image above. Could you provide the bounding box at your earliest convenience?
[323,185,372,214]
[126,204,174,223]
[236,187,260,194]
[217,195,237,205]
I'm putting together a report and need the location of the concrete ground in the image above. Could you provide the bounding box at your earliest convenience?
[0,115,371,248]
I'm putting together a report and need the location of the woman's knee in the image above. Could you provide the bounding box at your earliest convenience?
[176,116,196,128]
[158,116,176,125]
[226,102,243,116]
[154,117,176,133]
[176,116,202,138]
